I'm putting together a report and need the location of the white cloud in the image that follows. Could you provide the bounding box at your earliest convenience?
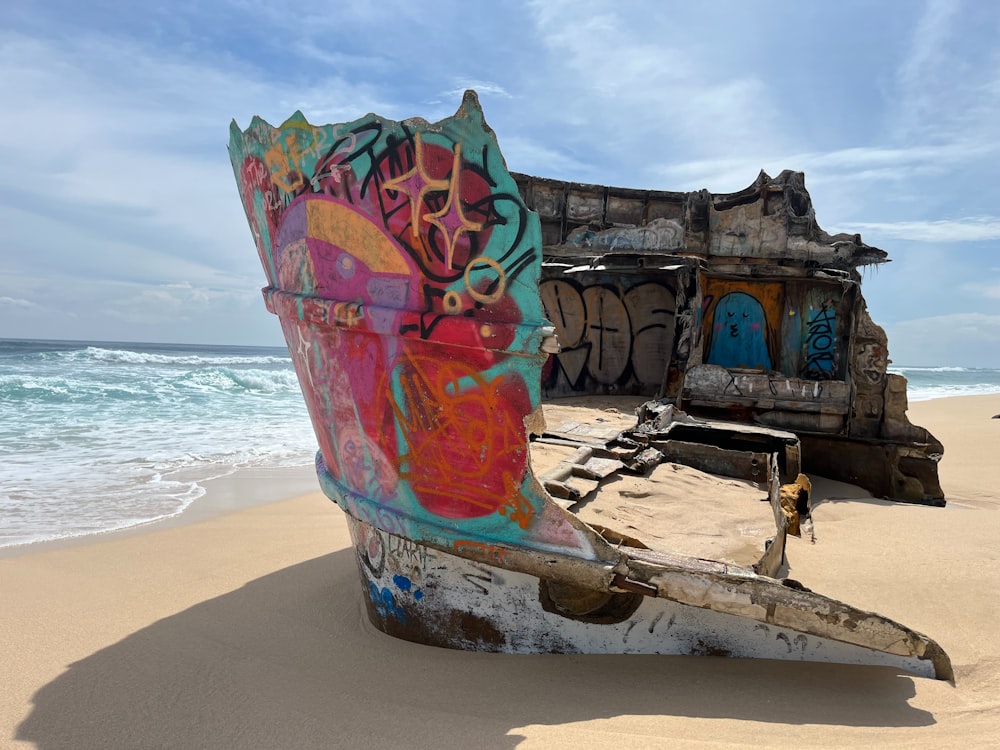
[828,217,1000,242]
[444,80,513,100]
[1,0,997,367]
[104,282,259,324]
[653,140,998,194]
[892,0,1000,148]
[962,278,1000,301]
[0,296,38,309]
[888,313,1000,367]
[497,135,592,180]
[0,29,386,292]
[0,271,276,345]
[523,0,784,167]
[895,312,1000,341]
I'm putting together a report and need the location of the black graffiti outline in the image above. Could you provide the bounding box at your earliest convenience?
[803,302,837,380]
[305,123,539,300]
[540,278,675,390]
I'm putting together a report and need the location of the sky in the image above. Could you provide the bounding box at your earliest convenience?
[1,0,998,366]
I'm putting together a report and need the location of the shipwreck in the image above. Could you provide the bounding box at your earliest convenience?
[229,91,951,680]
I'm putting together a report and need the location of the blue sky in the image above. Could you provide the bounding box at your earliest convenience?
[2,0,998,366]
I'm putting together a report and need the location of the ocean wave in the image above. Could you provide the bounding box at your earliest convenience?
[0,479,206,549]
[0,339,316,549]
[890,366,974,373]
[0,376,71,399]
[907,383,1000,401]
[173,367,301,394]
[0,368,301,403]
[0,374,148,402]
[0,424,316,549]
[56,346,291,367]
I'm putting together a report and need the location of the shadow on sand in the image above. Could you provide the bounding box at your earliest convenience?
[18,548,934,749]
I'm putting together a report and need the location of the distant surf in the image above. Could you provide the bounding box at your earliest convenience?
[0,339,315,549]
[889,365,1000,401]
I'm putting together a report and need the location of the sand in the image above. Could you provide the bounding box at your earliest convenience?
[573,463,774,567]
[533,399,776,566]
[2,394,998,748]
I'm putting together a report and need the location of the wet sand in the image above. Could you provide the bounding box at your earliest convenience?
[2,395,998,748]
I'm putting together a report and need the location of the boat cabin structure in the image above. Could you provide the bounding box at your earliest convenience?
[517,169,943,505]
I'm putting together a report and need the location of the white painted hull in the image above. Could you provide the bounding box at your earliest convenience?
[347,515,951,680]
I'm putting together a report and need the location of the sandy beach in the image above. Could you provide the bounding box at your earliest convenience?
[2,394,998,749]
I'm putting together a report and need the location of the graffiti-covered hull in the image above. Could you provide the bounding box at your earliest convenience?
[229,91,951,680]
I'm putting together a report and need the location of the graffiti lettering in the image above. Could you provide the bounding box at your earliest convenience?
[540,279,675,392]
[388,534,430,570]
[391,352,532,521]
[803,302,837,380]
[461,565,495,595]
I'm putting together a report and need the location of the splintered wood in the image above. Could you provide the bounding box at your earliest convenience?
[539,395,647,442]
[531,397,775,568]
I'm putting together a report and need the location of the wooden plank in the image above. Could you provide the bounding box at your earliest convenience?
[576,456,624,480]
[651,440,771,483]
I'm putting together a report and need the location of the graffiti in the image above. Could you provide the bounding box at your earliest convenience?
[453,540,509,566]
[230,96,595,558]
[392,574,424,601]
[775,632,809,654]
[721,372,743,397]
[679,362,837,404]
[769,376,825,400]
[357,523,386,578]
[498,473,536,529]
[388,534,429,571]
[858,342,887,385]
[391,351,532,522]
[803,300,837,380]
[707,292,773,371]
[368,581,407,622]
[540,279,675,391]
[327,473,416,540]
[461,564,495,595]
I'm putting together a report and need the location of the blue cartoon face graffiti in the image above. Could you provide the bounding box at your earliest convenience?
[707,292,772,370]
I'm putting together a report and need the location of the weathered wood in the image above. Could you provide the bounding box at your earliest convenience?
[651,440,771,483]
[577,456,624,480]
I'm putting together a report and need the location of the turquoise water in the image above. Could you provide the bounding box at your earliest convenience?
[2,338,999,549]
[888,365,1000,402]
[0,339,315,548]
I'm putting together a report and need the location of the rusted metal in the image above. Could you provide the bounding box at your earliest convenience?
[229,91,952,680]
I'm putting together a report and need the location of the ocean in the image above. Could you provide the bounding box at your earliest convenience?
[2,338,999,551]
[887,365,1000,402]
[0,339,316,549]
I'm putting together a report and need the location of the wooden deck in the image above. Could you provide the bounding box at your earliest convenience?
[533,397,775,568]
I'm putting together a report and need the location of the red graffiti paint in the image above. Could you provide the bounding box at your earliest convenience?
[392,350,532,520]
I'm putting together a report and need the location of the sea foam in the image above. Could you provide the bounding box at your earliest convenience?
[0,339,315,549]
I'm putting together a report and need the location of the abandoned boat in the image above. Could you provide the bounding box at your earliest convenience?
[228,91,952,680]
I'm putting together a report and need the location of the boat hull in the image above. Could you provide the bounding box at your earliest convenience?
[228,91,953,681]
[347,515,948,679]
